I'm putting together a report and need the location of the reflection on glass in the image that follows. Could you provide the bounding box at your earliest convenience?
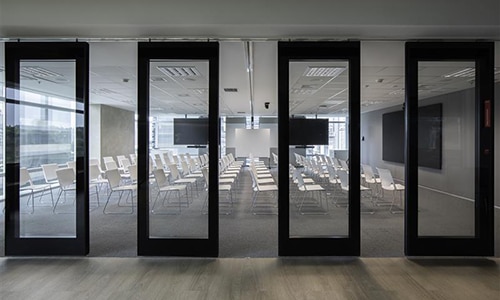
[148,60,209,239]
[17,60,77,238]
[288,60,350,237]
[417,61,475,237]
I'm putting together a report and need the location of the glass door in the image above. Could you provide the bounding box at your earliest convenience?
[278,42,361,256]
[5,42,89,255]
[137,42,219,256]
[405,42,494,256]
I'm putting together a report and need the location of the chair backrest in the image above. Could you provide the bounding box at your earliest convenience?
[103,156,115,164]
[89,164,101,181]
[376,168,394,190]
[295,170,306,189]
[154,157,164,170]
[201,167,209,187]
[121,158,132,170]
[105,169,122,190]
[20,167,32,186]
[67,161,76,173]
[105,160,119,171]
[128,164,138,182]
[168,164,181,180]
[327,165,337,182]
[56,167,75,189]
[362,164,376,181]
[153,168,168,188]
[337,169,349,189]
[162,152,172,165]
[129,154,137,165]
[339,159,349,171]
[116,155,126,168]
[181,161,190,176]
[41,163,59,182]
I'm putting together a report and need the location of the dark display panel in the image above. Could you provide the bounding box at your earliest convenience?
[382,103,442,169]
[289,118,329,146]
[173,118,209,145]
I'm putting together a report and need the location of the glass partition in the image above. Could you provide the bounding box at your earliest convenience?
[17,60,78,237]
[148,60,209,239]
[288,60,350,237]
[417,61,475,237]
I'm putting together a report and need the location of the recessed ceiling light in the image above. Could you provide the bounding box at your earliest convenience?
[376,78,384,83]
[224,88,238,92]
[177,94,190,97]
[304,67,345,78]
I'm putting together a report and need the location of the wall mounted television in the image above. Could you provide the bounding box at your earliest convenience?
[382,103,442,169]
[173,118,209,145]
[289,118,329,146]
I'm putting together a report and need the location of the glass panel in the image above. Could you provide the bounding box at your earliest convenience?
[17,60,77,238]
[148,60,209,239]
[288,60,350,237]
[0,42,4,252]
[417,61,475,237]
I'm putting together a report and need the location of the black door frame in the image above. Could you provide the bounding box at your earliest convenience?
[137,42,219,256]
[278,41,361,256]
[405,42,494,256]
[5,42,90,255]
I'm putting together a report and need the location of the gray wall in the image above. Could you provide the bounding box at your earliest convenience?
[1,1,498,38]
[100,105,135,161]
[362,83,499,205]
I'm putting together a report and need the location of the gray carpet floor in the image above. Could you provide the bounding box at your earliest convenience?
[0,167,499,257]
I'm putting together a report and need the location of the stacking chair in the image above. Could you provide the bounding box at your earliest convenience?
[41,163,60,189]
[361,164,389,207]
[168,164,198,199]
[90,164,108,200]
[376,168,405,214]
[129,154,137,165]
[249,171,278,215]
[200,167,233,215]
[53,167,77,214]
[294,171,328,215]
[337,169,374,214]
[116,155,127,168]
[151,169,188,215]
[103,168,137,214]
[20,168,53,214]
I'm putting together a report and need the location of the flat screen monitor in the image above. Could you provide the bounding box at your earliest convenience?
[289,118,329,146]
[173,118,209,145]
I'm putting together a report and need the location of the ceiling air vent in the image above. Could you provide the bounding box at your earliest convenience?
[157,66,201,77]
[224,88,238,92]
[304,67,345,78]
[21,66,63,78]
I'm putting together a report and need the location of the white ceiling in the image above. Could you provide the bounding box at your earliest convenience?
[0,41,499,116]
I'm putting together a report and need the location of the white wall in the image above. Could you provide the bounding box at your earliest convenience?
[1,1,498,38]
[89,104,101,160]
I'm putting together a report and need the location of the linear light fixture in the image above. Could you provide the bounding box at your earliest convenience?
[304,67,345,78]
[157,66,200,77]
[21,66,64,77]
[443,68,475,78]
[328,88,348,99]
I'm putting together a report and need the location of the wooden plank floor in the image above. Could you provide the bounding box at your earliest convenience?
[0,257,498,300]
